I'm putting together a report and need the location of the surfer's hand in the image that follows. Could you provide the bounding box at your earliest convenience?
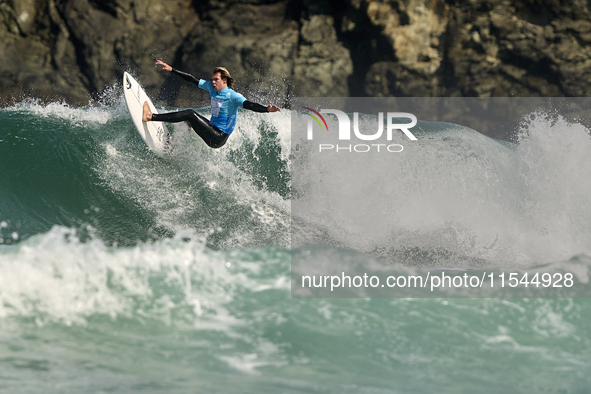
[267,104,281,113]
[156,60,172,72]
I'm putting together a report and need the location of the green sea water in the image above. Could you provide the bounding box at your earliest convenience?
[1,97,591,393]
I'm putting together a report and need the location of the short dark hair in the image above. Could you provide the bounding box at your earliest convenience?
[212,67,234,88]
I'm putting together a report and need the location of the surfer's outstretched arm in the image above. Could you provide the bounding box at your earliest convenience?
[156,60,200,86]
[243,101,281,113]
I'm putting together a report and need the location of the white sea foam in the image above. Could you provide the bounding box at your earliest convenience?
[0,226,289,326]
[6,99,117,125]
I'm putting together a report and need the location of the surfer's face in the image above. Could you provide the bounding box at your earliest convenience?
[212,72,227,92]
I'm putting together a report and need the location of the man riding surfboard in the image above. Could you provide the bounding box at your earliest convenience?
[143,60,280,148]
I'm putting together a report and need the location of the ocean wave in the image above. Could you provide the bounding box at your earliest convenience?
[0,226,290,326]
[0,100,291,247]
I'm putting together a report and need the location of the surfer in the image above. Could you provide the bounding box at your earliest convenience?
[142,60,280,149]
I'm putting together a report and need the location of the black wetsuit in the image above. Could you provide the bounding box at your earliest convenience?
[151,68,269,149]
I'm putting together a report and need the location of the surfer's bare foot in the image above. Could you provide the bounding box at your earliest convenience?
[142,101,152,122]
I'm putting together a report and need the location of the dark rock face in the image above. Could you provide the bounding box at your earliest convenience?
[443,0,591,97]
[0,0,200,105]
[1,0,590,106]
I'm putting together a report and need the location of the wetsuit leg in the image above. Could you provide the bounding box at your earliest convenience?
[151,109,229,149]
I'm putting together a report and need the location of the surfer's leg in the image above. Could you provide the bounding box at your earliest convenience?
[184,111,230,149]
[151,109,229,149]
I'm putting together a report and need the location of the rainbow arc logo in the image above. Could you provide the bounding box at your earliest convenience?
[302,107,328,132]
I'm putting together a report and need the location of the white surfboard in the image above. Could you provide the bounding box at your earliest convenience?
[123,72,171,155]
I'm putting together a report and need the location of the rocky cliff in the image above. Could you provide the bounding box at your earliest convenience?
[1,0,591,107]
